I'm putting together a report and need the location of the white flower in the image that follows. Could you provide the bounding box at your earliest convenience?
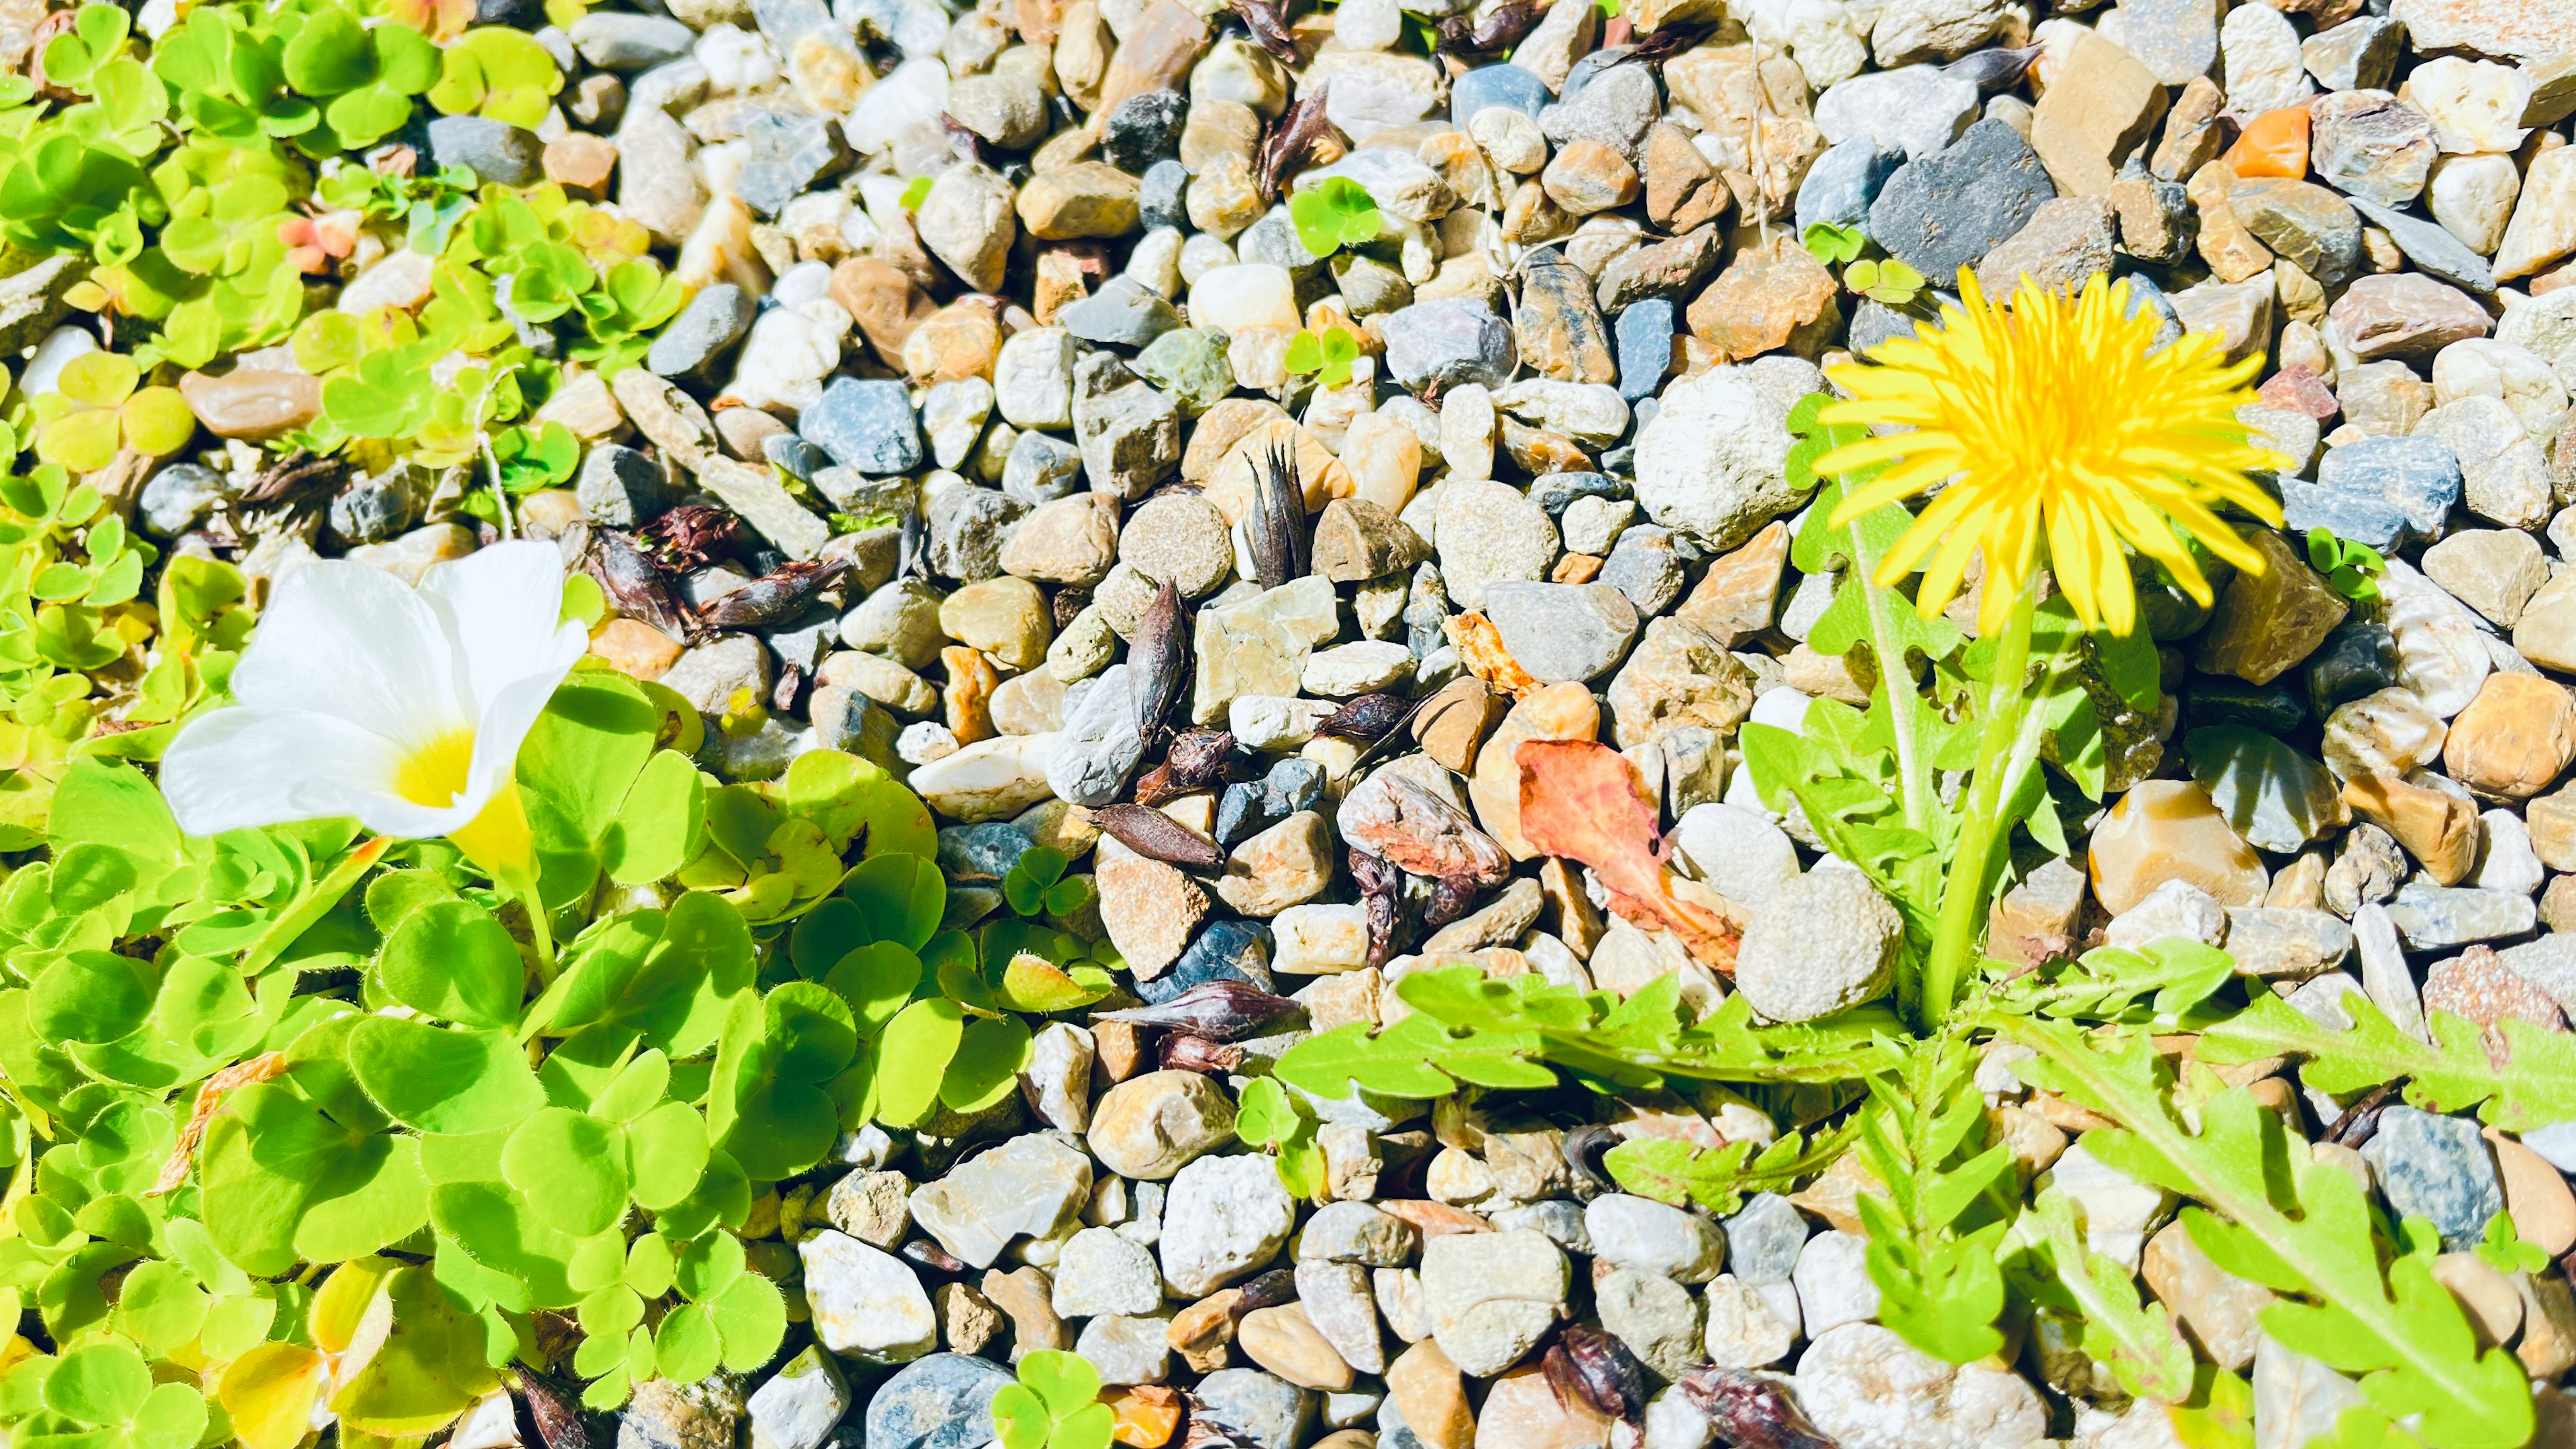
[161,542,588,840]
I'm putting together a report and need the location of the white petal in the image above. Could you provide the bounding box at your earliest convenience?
[463,665,578,808]
[229,560,470,745]
[160,706,413,837]
[417,541,585,716]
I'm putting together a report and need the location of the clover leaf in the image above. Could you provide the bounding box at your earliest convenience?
[34,352,195,473]
[993,1351,1116,1449]
[1288,176,1379,258]
[427,27,561,128]
[1844,257,1925,306]
[2473,1212,2550,1276]
[41,4,132,93]
[2306,527,2383,603]
[1283,325,1360,391]
[1003,845,1093,917]
[1803,220,1866,266]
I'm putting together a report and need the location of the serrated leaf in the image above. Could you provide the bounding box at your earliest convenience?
[2198,994,2576,1132]
[2017,1188,2196,1403]
[2008,1022,2532,1449]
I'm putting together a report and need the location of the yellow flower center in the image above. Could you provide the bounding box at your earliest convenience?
[393,729,476,807]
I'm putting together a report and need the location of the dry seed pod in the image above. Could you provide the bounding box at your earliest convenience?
[1093,803,1226,871]
[1349,847,1407,969]
[698,557,852,631]
[1543,1324,1650,1425]
[1319,692,1414,741]
[1132,582,1189,744]
[1159,1034,1246,1074]
[1244,442,1309,590]
[1095,981,1300,1041]
[1676,1368,1837,1449]
[584,527,689,636]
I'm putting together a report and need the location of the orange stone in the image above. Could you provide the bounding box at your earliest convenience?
[1107,1387,1182,1448]
[590,617,684,680]
[2224,106,2310,179]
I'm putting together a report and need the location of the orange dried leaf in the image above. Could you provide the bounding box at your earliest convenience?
[1446,612,1539,698]
[1515,739,1739,971]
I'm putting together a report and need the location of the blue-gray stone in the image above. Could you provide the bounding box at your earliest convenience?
[1491,1199,1589,1254]
[329,470,418,545]
[2347,197,2495,294]
[1613,299,1673,403]
[1723,1193,1809,1286]
[803,377,923,475]
[735,107,848,219]
[1847,297,1926,358]
[1528,471,1627,516]
[938,822,1034,883]
[569,11,696,68]
[1264,757,1326,814]
[1796,139,1903,233]
[1542,62,1658,158]
[1193,1370,1313,1449]
[427,116,543,186]
[1383,299,1517,390]
[2184,680,2306,735]
[1238,206,1326,273]
[926,485,1027,582]
[1451,64,1552,123]
[2359,1106,2503,1250]
[648,282,757,379]
[138,462,231,537]
[578,442,670,527]
[763,606,841,674]
[1140,159,1190,231]
[1599,525,1685,617]
[1002,430,1085,504]
[2282,480,2412,551]
[863,1355,1018,1449]
[2306,620,2402,720]
[765,431,829,482]
[2312,434,2461,544]
[1868,119,2054,278]
[2120,271,2185,350]
[1141,919,1275,1004]
[1059,276,1183,349]
[1102,89,1188,175]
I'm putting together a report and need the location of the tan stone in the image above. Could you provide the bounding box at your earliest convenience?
[1342,411,1423,513]
[904,300,1005,383]
[1469,682,1601,859]
[1018,162,1141,239]
[1238,1304,1355,1391]
[830,256,936,364]
[2029,32,2169,197]
[1540,139,1640,217]
[2186,162,2277,283]
[1676,520,1790,645]
[542,133,619,195]
[2441,671,2576,799]
[1167,1290,1241,1373]
[2429,1252,2525,1349]
[2086,780,2269,915]
[2521,1273,2576,1379]
[2341,772,2479,885]
[1097,0,1209,113]
[1642,123,1730,233]
[1472,1365,1611,1449]
[2151,76,2232,182]
[2143,1219,2272,1371]
[1386,1340,1476,1449]
[981,1265,1067,1358]
[2192,529,2348,685]
[2489,1128,2576,1258]
[1217,810,1334,916]
[1414,676,1505,775]
[2498,146,2576,284]
[178,368,321,441]
[1096,854,1209,978]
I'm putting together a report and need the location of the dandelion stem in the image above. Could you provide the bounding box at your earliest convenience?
[1921,572,2039,1026]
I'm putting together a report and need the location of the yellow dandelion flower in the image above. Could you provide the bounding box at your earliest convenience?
[1815,269,2287,638]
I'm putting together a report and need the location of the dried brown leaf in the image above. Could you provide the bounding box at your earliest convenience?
[1514,739,1739,971]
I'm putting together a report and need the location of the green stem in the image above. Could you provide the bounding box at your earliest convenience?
[1921,574,2040,1026]
[1850,518,1935,835]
